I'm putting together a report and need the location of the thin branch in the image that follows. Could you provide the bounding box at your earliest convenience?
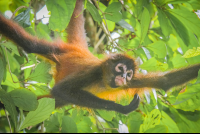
[11,6,28,20]
[92,0,125,52]
[93,33,106,53]
[41,121,45,133]
[4,109,12,133]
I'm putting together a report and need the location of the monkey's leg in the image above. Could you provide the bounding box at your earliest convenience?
[130,64,200,91]
[0,14,62,55]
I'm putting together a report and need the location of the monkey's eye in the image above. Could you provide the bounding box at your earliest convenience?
[118,67,123,72]
[127,70,133,81]
[115,63,126,72]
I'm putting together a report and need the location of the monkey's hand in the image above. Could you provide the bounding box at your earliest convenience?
[118,94,140,114]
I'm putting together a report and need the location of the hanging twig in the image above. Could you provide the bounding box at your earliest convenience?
[92,0,125,52]
[4,109,12,133]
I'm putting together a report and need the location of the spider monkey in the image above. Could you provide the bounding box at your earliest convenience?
[0,0,200,114]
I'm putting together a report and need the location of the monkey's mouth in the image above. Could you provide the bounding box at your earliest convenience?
[115,76,126,87]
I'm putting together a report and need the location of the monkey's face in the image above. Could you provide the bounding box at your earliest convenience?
[104,54,135,88]
[114,63,133,87]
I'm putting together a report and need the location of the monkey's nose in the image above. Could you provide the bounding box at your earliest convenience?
[123,73,127,79]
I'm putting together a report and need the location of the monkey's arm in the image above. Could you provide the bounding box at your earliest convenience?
[0,14,62,55]
[130,64,200,91]
[51,67,140,114]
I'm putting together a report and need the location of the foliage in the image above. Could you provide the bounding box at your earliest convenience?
[0,0,200,133]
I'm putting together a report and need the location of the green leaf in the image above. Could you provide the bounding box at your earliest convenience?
[36,22,51,40]
[29,84,50,96]
[183,47,200,58]
[13,7,31,28]
[105,19,115,31]
[9,88,38,111]
[86,1,102,22]
[140,7,150,44]
[1,71,20,88]
[160,111,180,133]
[189,0,200,10]
[77,117,93,133]
[157,9,172,37]
[196,70,200,84]
[173,83,200,111]
[0,57,5,85]
[28,62,52,83]
[61,116,77,133]
[167,0,191,4]
[117,19,134,32]
[139,109,161,133]
[144,125,168,133]
[96,110,115,121]
[19,98,55,130]
[171,54,188,68]
[166,11,190,46]
[0,89,18,128]
[147,41,166,58]
[0,0,10,12]
[46,0,76,31]
[45,113,61,133]
[1,41,20,56]
[105,2,122,22]
[140,57,168,71]
[168,8,200,38]
[154,0,190,6]
[128,112,143,133]
[169,107,200,133]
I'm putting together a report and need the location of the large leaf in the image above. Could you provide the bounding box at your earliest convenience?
[46,0,76,31]
[104,2,122,22]
[183,47,200,58]
[45,113,61,133]
[9,88,38,111]
[0,89,18,128]
[140,57,168,71]
[128,112,143,133]
[36,22,51,40]
[19,98,55,130]
[165,11,190,46]
[96,110,116,121]
[140,7,150,44]
[160,111,180,133]
[147,41,166,58]
[13,7,31,28]
[169,107,200,133]
[61,116,77,133]
[139,109,161,133]
[173,83,200,111]
[0,57,5,85]
[28,62,52,83]
[117,19,134,32]
[77,117,93,133]
[171,54,188,68]
[144,125,168,133]
[157,8,172,37]
[86,1,102,23]
[189,0,200,10]
[1,71,20,88]
[154,0,190,6]
[168,8,200,37]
